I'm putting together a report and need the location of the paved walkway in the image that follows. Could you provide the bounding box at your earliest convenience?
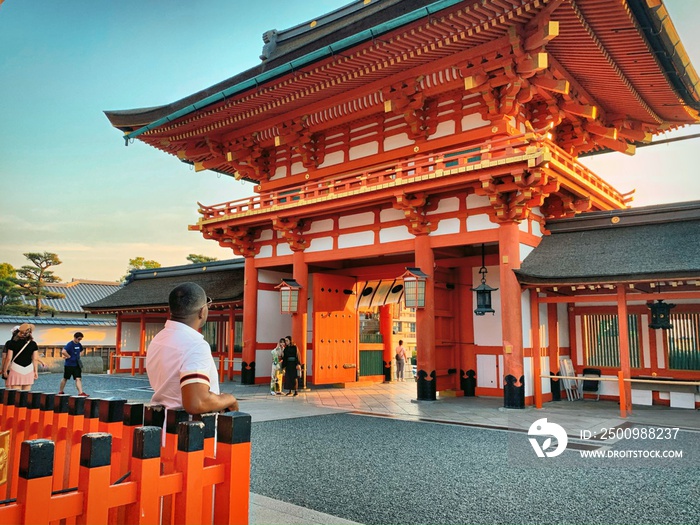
[220,379,698,525]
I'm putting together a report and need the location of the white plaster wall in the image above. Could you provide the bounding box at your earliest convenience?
[384,134,413,151]
[466,194,490,209]
[271,165,287,180]
[473,265,502,346]
[521,291,531,348]
[379,226,414,243]
[427,196,459,215]
[258,245,273,258]
[277,243,293,256]
[539,302,549,347]
[431,218,460,236]
[349,141,379,160]
[317,150,344,169]
[291,161,305,175]
[461,113,487,131]
[520,243,534,262]
[259,229,273,241]
[338,231,374,249]
[541,356,552,393]
[259,269,291,285]
[380,208,405,222]
[0,322,118,349]
[466,214,498,231]
[256,288,291,343]
[476,354,497,388]
[557,303,570,347]
[307,219,334,234]
[307,237,334,253]
[339,212,374,229]
[429,120,455,140]
[524,356,533,397]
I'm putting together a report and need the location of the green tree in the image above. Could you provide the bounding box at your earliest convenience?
[15,252,65,316]
[0,263,31,315]
[186,254,218,264]
[123,257,161,281]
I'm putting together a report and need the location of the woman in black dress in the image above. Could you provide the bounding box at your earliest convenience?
[282,335,299,396]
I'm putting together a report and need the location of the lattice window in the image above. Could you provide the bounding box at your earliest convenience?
[581,313,641,368]
[666,312,700,371]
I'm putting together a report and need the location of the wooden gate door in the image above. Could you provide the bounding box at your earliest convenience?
[313,274,357,384]
[435,283,457,391]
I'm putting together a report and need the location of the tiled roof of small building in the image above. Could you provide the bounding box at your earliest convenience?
[84,259,244,312]
[516,201,700,285]
[26,280,122,313]
[0,315,116,327]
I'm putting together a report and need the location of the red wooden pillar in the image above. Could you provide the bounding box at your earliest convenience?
[617,285,633,416]
[415,234,436,400]
[114,315,122,374]
[458,265,475,396]
[228,307,235,380]
[138,314,146,375]
[379,304,393,383]
[241,256,258,385]
[499,221,525,408]
[293,249,309,389]
[530,289,542,409]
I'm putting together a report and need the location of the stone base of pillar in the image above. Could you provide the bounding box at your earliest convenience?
[241,361,256,385]
[382,361,392,383]
[416,370,436,400]
[503,374,525,408]
[461,369,476,397]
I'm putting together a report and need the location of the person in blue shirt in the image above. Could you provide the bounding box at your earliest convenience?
[58,331,88,396]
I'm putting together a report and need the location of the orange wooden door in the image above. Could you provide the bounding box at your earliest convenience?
[313,274,357,384]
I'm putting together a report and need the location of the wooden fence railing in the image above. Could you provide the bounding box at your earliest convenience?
[0,389,251,525]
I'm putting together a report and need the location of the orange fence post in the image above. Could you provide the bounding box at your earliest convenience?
[51,395,70,492]
[617,371,627,418]
[98,398,126,483]
[26,392,43,441]
[16,439,54,525]
[192,413,217,459]
[2,389,17,433]
[121,403,144,479]
[76,433,113,525]
[162,409,190,525]
[39,393,56,439]
[83,398,101,434]
[174,421,206,524]
[125,426,163,525]
[65,396,87,490]
[6,390,27,500]
[213,412,252,525]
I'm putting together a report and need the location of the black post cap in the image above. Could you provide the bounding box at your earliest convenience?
[216,412,252,445]
[4,389,17,406]
[0,387,5,403]
[16,390,29,408]
[27,391,43,409]
[165,409,189,434]
[68,395,86,416]
[144,405,165,428]
[19,439,54,479]
[123,403,144,427]
[177,421,205,453]
[40,393,55,411]
[80,432,112,468]
[84,398,101,419]
[98,398,126,423]
[192,413,216,439]
[54,394,70,414]
[133,427,162,460]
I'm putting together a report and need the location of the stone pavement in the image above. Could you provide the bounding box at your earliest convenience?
[27,373,700,524]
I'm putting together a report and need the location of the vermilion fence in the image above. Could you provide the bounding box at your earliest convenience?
[0,389,251,525]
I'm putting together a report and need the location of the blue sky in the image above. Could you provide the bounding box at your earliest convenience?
[1,0,699,282]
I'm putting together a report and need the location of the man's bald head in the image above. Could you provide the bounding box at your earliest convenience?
[169,282,208,318]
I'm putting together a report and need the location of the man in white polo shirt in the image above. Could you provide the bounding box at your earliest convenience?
[146,282,238,414]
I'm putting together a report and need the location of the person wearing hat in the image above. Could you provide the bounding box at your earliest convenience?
[3,323,39,390]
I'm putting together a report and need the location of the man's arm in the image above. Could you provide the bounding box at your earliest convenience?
[61,343,71,359]
[181,383,239,414]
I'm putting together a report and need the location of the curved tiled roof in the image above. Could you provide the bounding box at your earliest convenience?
[24,280,122,314]
[516,200,700,285]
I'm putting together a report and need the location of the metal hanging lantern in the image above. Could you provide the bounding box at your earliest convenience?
[275,278,301,314]
[472,244,498,316]
[648,299,675,330]
[400,267,429,308]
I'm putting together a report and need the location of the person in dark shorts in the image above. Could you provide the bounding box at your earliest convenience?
[58,331,88,396]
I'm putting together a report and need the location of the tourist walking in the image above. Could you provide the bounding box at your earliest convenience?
[3,323,39,391]
[58,331,88,396]
[282,335,300,396]
[395,339,407,381]
[271,337,285,395]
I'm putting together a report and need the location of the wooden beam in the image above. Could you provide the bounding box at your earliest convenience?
[596,136,636,156]
[524,21,559,51]
[530,75,569,94]
[516,52,548,75]
[561,102,597,120]
[584,122,618,140]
